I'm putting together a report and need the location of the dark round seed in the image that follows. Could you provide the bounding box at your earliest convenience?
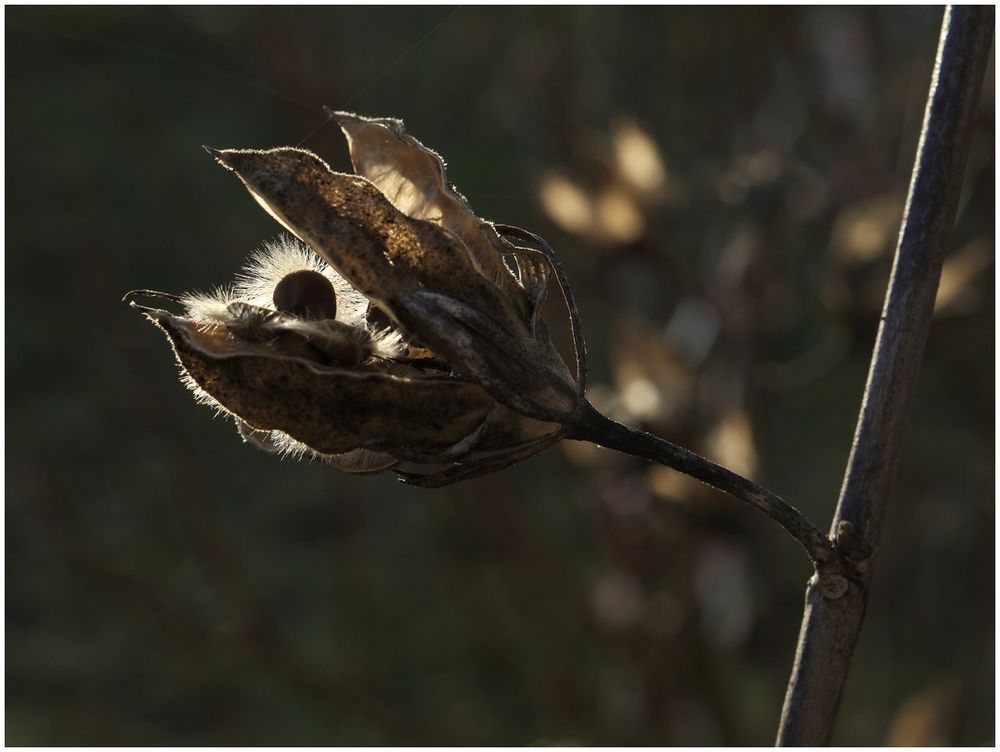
[273,269,337,320]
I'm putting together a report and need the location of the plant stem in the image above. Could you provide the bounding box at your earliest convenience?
[775,6,994,745]
[570,401,835,564]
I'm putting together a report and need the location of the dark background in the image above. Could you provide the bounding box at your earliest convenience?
[6,6,994,745]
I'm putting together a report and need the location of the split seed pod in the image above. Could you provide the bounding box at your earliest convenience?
[127,112,588,486]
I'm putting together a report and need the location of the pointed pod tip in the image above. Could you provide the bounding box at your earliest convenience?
[122,290,185,319]
[322,106,352,120]
[323,108,362,133]
[123,288,184,303]
[203,145,243,172]
[124,298,161,317]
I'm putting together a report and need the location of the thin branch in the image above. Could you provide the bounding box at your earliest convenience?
[776,6,994,745]
[570,402,836,564]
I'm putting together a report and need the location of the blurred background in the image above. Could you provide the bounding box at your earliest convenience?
[5,6,994,745]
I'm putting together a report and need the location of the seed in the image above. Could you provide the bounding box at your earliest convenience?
[273,269,337,320]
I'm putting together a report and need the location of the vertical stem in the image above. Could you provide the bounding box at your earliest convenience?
[775,6,993,745]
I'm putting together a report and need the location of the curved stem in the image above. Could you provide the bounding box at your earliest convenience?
[570,402,834,564]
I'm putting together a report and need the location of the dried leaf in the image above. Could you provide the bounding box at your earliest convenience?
[514,249,550,333]
[150,310,495,456]
[208,147,526,336]
[611,117,668,194]
[594,184,645,244]
[323,448,400,474]
[539,171,595,236]
[397,430,563,488]
[235,420,398,472]
[332,111,525,307]
[393,289,577,421]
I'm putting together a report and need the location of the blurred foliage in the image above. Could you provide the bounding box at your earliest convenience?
[5,6,994,745]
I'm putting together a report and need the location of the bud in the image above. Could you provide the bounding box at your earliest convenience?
[127,113,587,486]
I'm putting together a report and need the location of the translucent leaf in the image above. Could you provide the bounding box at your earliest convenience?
[333,111,526,311]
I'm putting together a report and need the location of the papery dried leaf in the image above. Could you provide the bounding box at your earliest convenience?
[236,419,283,452]
[209,147,527,337]
[365,401,560,467]
[324,448,400,473]
[474,409,560,453]
[149,310,494,455]
[333,111,526,310]
[494,224,588,393]
[393,290,577,421]
[397,431,563,488]
[237,419,399,473]
[511,247,550,334]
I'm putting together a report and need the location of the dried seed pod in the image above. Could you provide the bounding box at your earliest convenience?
[131,115,587,484]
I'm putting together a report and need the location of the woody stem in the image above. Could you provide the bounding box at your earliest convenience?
[569,402,834,564]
